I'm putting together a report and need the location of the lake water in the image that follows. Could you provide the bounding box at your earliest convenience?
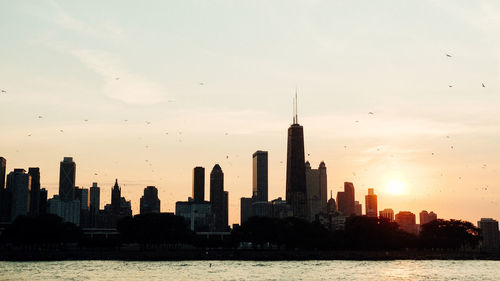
[0,260,499,280]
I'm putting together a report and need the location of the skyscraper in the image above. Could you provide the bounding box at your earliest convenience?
[305,161,328,221]
[6,169,31,221]
[252,150,268,202]
[59,157,76,202]
[28,167,41,216]
[140,186,161,214]
[111,179,121,216]
[210,164,226,231]
[89,182,100,214]
[365,188,378,218]
[379,208,394,222]
[354,201,362,216]
[192,167,205,202]
[285,94,308,220]
[74,187,89,211]
[39,188,48,214]
[395,211,417,235]
[337,182,355,216]
[0,157,5,191]
[419,210,437,225]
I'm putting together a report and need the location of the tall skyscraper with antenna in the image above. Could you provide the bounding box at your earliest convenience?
[286,92,308,220]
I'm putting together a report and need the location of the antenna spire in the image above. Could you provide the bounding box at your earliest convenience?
[293,88,298,124]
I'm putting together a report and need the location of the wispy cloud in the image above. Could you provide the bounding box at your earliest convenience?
[71,49,168,105]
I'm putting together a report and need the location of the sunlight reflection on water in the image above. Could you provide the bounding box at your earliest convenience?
[0,260,499,281]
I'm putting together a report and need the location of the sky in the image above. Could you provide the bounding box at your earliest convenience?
[1,0,499,226]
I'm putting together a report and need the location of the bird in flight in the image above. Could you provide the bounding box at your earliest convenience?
[145,121,151,125]
[84,119,88,122]
[482,83,486,88]
[368,112,374,115]
[199,82,205,86]
[448,85,453,88]
[1,89,6,93]
[446,54,452,57]
[115,77,120,80]
[27,134,32,137]
[38,116,43,119]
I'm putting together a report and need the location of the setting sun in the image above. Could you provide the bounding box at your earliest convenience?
[386,180,405,195]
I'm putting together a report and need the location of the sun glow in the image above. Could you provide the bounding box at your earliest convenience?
[386,180,405,195]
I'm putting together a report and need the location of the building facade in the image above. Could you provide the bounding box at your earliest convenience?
[6,169,31,221]
[28,167,41,217]
[478,218,499,252]
[193,167,205,202]
[140,186,161,214]
[365,188,378,218]
[395,211,417,235]
[59,157,76,202]
[252,150,268,202]
[379,208,394,222]
[337,182,355,216]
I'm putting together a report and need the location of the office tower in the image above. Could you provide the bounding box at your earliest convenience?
[478,218,499,252]
[59,157,76,202]
[240,197,253,224]
[365,188,378,218]
[47,195,80,226]
[337,182,355,216]
[305,161,328,221]
[28,168,41,216]
[210,164,226,231]
[6,169,31,221]
[223,191,229,230]
[74,187,89,211]
[354,201,362,216]
[0,157,5,191]
[140,186,161,214]
[0,157,6,221]
[395,211,417,234]
[327,191,337,214]
[419,210,437,225]
[285,94,308,220]
[379,208,394,222]
[192,167,205,202]
[39,188,48,214]
[111,179,121,215]
[252,150,268,202]
[89,182,100,214]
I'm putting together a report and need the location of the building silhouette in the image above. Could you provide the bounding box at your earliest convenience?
[305,161,327,221]
[111,179,121,216]
[354,201,362,216]
[285,95,308,220]
[240,197,253,224]
[102,179,132,227]
[327,191,337,214]
[395,211,417,235]
[0,157,7,222]
[6,169,31,221]
[140,186,161,214]
[478,218,499,252]
[59,157,76,202]
[337,182,355,216]
[89,182,100,214]
[48,195,80,225]
[210,164,227,231]
[419,210,437,225]
[192,167,205,202]
[379,208,394,222]
[365,188,378,218]
[28,168,41,217]
[176,198,212,232]
[39,188,47,214]
[252,151,268,202]
[75,186,89,227]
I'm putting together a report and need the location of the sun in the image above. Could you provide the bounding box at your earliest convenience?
[386,179,405,195]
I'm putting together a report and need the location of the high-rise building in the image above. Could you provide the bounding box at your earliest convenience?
[192,167,205,202]
[327,191,337,214]
[285,94,308,220]
[478,218,499,252]
[0,157,7,222]
[240,197,253,224]
[223,191,229,230]
[354,201,362,216]
[337,182,355,216]
[0,157,6,191]
[28,168,41,216]
[39,188,48,215]
[111,179,121,216]
[419,210,437,225]
[365,188,378,218]
[395,211,417,235]
[6,169,31,221]
[210,164,226,231]
[379,208,394,222]
[48,195,80,226]
[305,161,328,221]
[140,186,161,214]
[252,151,268,202]
[74,187,89,211]
[176,198,212,232]
[89,182,100,214]
[59,157,76,202]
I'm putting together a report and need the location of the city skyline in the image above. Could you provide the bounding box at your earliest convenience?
[1,1,500,226]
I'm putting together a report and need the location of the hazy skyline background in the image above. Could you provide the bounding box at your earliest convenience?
[1,0,499,225]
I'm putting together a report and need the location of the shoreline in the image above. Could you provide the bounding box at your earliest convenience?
[1,249,499,262]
